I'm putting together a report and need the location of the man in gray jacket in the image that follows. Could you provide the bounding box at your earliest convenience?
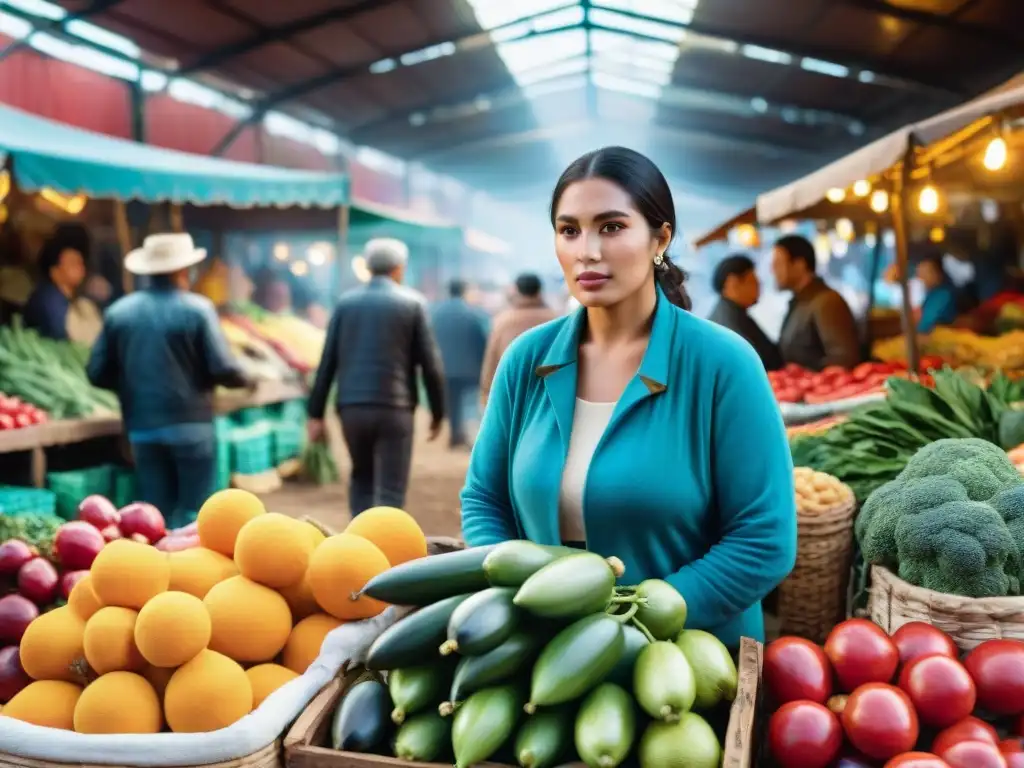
[307,238,445,516]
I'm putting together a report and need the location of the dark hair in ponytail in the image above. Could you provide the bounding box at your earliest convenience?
[549,146,691,311]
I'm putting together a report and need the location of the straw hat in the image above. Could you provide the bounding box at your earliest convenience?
[125,233,207,276]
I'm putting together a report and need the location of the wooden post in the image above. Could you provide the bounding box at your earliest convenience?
[113,200,134,294]
[169,203,184,233]
[336,204,350,299]
[891,138,922,375]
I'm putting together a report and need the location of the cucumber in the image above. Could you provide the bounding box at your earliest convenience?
[393,710,452,762]
[449,629,547,705]
[360,545,497,605]
[514,553,620,619]
[484,541,579,587]
[388,663,452,724]
[607,624,650,687]
[366,594,471,670]
[634,580,687,641]
[527,613,625,712]
[452,684,525,768]
[515,705,576,768]
[638,713,721,768]
[633,641,695,722]
[574,683,636,768]
[441,586,520,656]
[330,678,392,752]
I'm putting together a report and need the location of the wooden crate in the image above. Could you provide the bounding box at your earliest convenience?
[286,636,764,768]
[0,742,281,768]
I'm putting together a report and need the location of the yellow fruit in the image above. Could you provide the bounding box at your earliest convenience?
[143,664,175,699]
[84,606,146,674]
[204,575,292,662]
[19,606,86,682]
[346,506,427,566]
[282,614,343,674]
[164,649,253,733]
[135,591,211,668]
[197,489,266,556]
[3,680,82,729]
[308,533,390,620]
[168,546,238,598]
[73,671,162,734]
[234,513,314,589]
[246,663,299,708]
[90,539,170,609]
[67,575,103,620]
[299,521,327,549]
[278,574,320,622]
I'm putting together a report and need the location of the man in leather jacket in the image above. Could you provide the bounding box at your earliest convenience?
[307,238,445,517]
[87,233,253,528]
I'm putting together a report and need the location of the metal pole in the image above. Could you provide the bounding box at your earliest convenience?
[891,138,922,375]
[113,200,133,294]
[336,204,350,300]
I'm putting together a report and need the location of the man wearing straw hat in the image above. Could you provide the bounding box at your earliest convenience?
[87,233,254,528]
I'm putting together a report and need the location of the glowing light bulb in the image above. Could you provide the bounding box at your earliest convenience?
[865,232,878,248]
[853,179,871,197]
[918,185,940,215]
[835,218,855,242]
[826,188,846,204]
[273,243,290,262]
[929,227,945,243]
[869,189,889,214]
[984,136,1007,172]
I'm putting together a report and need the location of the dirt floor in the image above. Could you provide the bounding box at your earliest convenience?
[265,409,470,537]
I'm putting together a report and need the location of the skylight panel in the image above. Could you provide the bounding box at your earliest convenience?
[591,56,672,87]
[3,0,63,21]
[591,71,663,100]
[522,73,588,100]
[65,19,139,57]
[0,10,31,38]
[593,0,697,24]
[588,8,685,43]
[29,31,138,81]
[516,55,588,86]
[466,0,574,30]
[496,26,588,84]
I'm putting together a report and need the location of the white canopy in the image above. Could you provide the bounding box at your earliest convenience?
[756,74,1024,224]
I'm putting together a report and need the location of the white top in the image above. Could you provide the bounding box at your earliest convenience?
[559,398,617,542]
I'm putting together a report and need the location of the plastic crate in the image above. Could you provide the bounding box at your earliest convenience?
[229,422,274,476]
[214,415,233,491]
[232,406,271,428]
[271,398,307,465]
[112,467,137,509]
[0,486,58,518]
[47,465,115,521]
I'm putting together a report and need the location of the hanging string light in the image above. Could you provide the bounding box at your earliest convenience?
[826,188,846,203]
[852,180,871,197]
[929,227,945,243]
[835,218,855,241]
[983,136,1008,172]
[918,185,940,215]
[870,189,889,214]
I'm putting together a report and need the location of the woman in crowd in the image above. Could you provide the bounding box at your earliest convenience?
[459,146,796,648]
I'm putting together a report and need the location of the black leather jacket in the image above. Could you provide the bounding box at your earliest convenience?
[307,277,445,421]
[87,287,249,431]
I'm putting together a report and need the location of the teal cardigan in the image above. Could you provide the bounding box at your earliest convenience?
[460,291,797,648]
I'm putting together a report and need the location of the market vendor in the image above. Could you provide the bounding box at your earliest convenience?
[707,254,782,371]
[772,234,862,371]
[915,252,960,334]
[86,233,254,528]
[460,147,797,649]
[23,224,89,341]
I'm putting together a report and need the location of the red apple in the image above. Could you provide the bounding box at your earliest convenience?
[0,645,31,703]
[118,502,166,544]
[53,521,105,571]
[0,539,37,577]
[0,594,38,644]
[60,570,89,600]
[17,558,59,605]
[77,495,120,530]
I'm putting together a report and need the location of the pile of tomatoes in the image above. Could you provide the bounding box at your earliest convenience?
[0,394,47,431]
[768,359,943,405]
[764,618,1024,768]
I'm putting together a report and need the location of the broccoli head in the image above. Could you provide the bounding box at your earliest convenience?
[898,438,1023,502]
[895,500,1019,597]
[856,437,1024,597]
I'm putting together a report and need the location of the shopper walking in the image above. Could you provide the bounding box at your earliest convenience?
[460,147,796,649]
[86,233,253,528]
[307,238,445,517]
[480,272,559,404]
[430,279,488,448]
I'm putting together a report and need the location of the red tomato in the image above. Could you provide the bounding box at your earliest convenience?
[891,622,958,666]
[964,640,1024,715]
[939,740,1008,768]
[13,413,31,428]
[0,414,13,430]
[768,701,843,768]
[825,619,900,692]
[932,717,1000,755]
[898,655,976,728]
[1001,740,1024,754]
[1009,755,1024,768]
[841,683,919,761]
[763,637,833,706]
[884,754,952,768]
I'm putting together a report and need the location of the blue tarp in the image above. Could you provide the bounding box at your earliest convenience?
[0,104,349,208]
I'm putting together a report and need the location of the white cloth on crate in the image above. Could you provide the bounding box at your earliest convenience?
[0,605,414,766]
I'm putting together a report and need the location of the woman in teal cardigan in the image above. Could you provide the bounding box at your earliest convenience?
[460,147,796,649]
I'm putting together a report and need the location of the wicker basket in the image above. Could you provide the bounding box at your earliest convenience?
[0,742,281,768]
[777,495,857,643]
[868,564,1024,650]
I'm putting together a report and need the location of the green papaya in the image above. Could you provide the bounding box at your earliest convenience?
[514,553,622,619]
[483,541,579,587]
[330,678,392,752]
[607,624,649,687]
[449,629,546,704]
[633,641,695,722]
[633,579,687,640]
[515,705,576,768]
[638,713,721,768]
[441,586,520,656]
[452,684,525,768]
[574,683,636,768]
[675,629,738,710]
[393,710,452,762]
[388,663,452,724]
